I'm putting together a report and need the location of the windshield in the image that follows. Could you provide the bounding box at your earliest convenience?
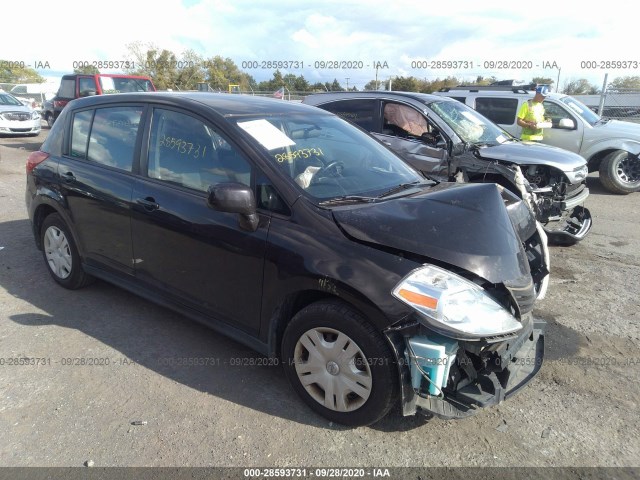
[235,114,423,200]
[559,96,600,126]
[99,77,154,94]
[0,93,24,107]
[430,100,512,144]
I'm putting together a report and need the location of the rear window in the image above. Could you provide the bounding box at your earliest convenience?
[58,79,75,99]
[475,97,519,125]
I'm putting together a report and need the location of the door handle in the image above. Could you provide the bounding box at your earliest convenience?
[136,197,159,211]
[62,171,75,183]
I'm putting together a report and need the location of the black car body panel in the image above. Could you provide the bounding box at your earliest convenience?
[332,182,529,284]
[26,92,549,424]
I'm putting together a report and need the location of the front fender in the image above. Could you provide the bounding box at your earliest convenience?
[583,139,640,164]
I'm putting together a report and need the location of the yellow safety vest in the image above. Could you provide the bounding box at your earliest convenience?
[518,100,546,141]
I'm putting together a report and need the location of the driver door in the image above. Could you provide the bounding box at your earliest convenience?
[541,100,584,153]
[374,100,449,179]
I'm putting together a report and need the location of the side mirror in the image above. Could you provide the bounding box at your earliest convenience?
[558,118,575,129]
[451,142,466,156]
[79,89,97,97]
[207,183,259,232]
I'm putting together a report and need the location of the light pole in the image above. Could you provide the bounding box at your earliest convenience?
[345,77,350,91]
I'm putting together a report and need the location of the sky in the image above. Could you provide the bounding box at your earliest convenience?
[4,0,637,91]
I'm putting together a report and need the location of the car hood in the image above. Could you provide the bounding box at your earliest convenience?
[595,119,640,139]
[332,182,532,284]
[473,141,587,172]
[0,104,31,114]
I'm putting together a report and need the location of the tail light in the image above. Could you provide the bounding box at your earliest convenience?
[26,151,50,174]
[53,100,68,108]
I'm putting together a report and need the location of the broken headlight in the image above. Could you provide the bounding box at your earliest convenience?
[392,265,522,340]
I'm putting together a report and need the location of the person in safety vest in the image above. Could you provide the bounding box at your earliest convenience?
[517,85,551,141]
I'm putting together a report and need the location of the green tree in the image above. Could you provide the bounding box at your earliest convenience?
[563,78,599,95]
[204,55,254,91]
[532,77,554,86]
[0,61,44,83]
[364,79,381,90]
[609,76,640,91]
[74,65,100,75]
[389,76,420,92]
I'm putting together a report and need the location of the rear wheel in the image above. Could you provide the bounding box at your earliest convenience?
[41,214,93,289]
[281,300,398,426]
[599,150,640,194]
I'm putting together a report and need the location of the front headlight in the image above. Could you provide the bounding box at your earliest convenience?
[565,164,588,183]
[392,265,522,339]
[31,111,40,120]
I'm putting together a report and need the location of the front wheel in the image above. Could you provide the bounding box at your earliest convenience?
[41,214,93,289]
[599,150,640,194]
[281,301,398,426]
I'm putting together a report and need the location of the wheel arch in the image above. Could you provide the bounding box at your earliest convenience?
[266,286,397,360]
[32,202,82,257]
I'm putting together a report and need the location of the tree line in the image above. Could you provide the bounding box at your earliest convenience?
[2,44,640,94]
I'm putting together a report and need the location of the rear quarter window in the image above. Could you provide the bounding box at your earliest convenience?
[475,97,519,125]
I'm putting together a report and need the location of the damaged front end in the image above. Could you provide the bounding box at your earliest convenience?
[521,163,592,244]
[383,185,548,419]
[466,146,592,244]
[385,314,545,419]
[385,265,546,419]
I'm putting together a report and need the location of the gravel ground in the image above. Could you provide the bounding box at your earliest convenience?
[0,129,638,472]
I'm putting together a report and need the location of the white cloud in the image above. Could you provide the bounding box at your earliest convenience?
[4,0,636,89]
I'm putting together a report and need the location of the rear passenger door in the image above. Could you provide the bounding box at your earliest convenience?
[130,107,268,334]
[58,104,144,275]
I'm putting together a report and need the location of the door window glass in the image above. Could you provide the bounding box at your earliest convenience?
[86,107,143,171]
[78,77,98,97]
[148,109,252,192]
[321,99,376,131]
[543,101,576,128]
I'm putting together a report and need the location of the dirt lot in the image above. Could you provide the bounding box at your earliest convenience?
[0,129,639,472]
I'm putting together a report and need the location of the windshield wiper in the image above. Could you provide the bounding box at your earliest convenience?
[377,181,425,198]
[318,195,379,206]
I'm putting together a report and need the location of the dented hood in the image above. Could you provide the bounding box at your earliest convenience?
[474,141,587,172]
[332,182,531,284]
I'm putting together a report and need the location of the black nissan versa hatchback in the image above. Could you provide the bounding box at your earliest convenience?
[26,92,549,426]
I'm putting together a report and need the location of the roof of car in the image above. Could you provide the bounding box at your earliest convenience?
[68,92,329,116]
[304,90,455,106]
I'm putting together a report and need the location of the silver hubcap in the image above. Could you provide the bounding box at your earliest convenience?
[293,327,372,412]
[44,226,72,279]
[616,155,640,184]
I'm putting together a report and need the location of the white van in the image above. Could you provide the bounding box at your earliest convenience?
[433,84,640,194]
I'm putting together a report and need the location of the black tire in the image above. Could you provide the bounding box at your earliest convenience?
[599,150,640,194]
[46,113,55,129]
[281,300,398,426]
[40,213,93,289]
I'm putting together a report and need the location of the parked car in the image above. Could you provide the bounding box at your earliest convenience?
[42,73,156,128]
[303,91,591,243]
[26,92,549,426]
[0,91,41,136]
[433,84,640,195]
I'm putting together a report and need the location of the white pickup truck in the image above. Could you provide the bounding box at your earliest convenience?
[434,85,640,194]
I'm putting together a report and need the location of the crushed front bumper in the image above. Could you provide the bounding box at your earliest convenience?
[386,315,546,419]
